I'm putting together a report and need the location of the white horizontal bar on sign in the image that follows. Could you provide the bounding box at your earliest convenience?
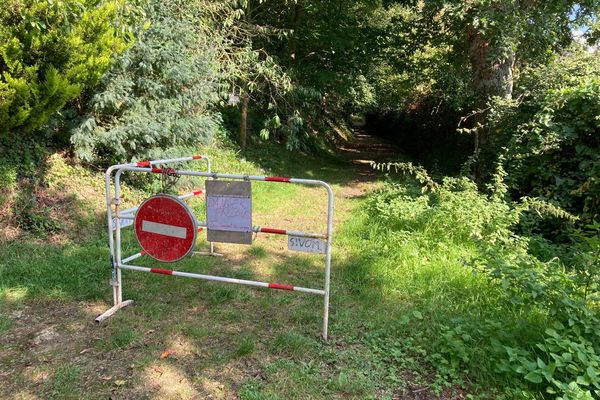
[142,220,187,239]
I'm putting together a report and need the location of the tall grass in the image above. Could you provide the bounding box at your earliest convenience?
[336,175,600,398]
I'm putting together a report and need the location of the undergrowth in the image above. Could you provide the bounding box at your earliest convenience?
[337,162,600,399]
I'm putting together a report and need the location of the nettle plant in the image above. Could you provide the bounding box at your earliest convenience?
[371,161,600,398]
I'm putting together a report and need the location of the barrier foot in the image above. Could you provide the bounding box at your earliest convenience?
[193,251,224,257]
[95,300,134,324]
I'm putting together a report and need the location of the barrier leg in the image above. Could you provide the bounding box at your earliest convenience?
[322,245,331,340]
[96,174,134,323]
[322,183,334,340]
[95,300,134,323]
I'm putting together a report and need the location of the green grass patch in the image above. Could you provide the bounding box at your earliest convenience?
[247,245,268,259]
[270,332,316,357]
[234,336,257,358]
[46,364,81,399]
[96,326,142,351]
[0,314,11,335]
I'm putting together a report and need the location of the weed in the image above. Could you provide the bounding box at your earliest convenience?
[96,326,141,351]
[328,369,373,395]
[239,378,280,400]
[248,245,268,259]
[179,324,211,340]
[208,285,240,304]
[46,364,81,399]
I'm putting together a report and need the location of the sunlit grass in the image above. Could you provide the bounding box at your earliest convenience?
[0,140,520,399]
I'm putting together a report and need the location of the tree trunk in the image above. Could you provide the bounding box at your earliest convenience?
[289,3,302,63]
[239,93,249,153]
[467,26,515,153]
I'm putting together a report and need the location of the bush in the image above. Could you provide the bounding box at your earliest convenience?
[487,49,600,225]
[0,0,136,138]
[70,0,223,164]
[351,163,600,398]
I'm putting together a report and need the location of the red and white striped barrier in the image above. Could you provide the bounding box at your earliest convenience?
[96,156,334,340]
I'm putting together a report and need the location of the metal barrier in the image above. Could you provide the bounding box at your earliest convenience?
[95,157,334,340]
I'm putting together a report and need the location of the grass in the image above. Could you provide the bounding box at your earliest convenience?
[271,332,316,357]
[234,336,257,357]
[96,326,142,351]
[0,314,11,335]
[46,364,81,399]
[0,137,531,399]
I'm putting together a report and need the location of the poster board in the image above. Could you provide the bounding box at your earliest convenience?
[206,180,252,244]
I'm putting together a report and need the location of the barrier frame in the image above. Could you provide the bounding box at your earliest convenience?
[96,158,334,340]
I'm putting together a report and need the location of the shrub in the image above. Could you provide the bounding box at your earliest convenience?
[487,49,600,225]
[0,0,137,138]
[70,0,223,164]
[356,163,600,398]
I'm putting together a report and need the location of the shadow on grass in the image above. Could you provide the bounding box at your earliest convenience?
[0,237,341,399]
[242,141,377,186]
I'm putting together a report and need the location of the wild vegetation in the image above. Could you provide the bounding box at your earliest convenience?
[1,0,599,399]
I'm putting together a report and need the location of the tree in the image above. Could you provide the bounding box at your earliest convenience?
[421,0,600,152]
[216,0,292,152]
[70,0,223,163]
[220,0,379,151]
[0,0,138,138]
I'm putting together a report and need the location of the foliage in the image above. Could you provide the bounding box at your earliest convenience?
[343,162,600,398]
[216,0,381,150]
[67,0,223,164]
[486,49,600,225]
[0,0,138,138]
[361,1,600,173]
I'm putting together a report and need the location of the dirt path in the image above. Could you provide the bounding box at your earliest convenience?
[332,130,403,200]
[339,130,402,178]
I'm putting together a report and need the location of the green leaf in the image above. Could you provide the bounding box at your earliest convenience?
[577,374,591,386]
[524,371,543,384]
[259,129,270,140]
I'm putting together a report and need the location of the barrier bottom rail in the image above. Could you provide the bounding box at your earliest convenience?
[117,264,326,295]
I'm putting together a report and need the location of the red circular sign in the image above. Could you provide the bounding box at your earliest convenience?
[134,194,197,262]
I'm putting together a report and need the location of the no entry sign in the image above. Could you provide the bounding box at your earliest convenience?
[134,194,198,262]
